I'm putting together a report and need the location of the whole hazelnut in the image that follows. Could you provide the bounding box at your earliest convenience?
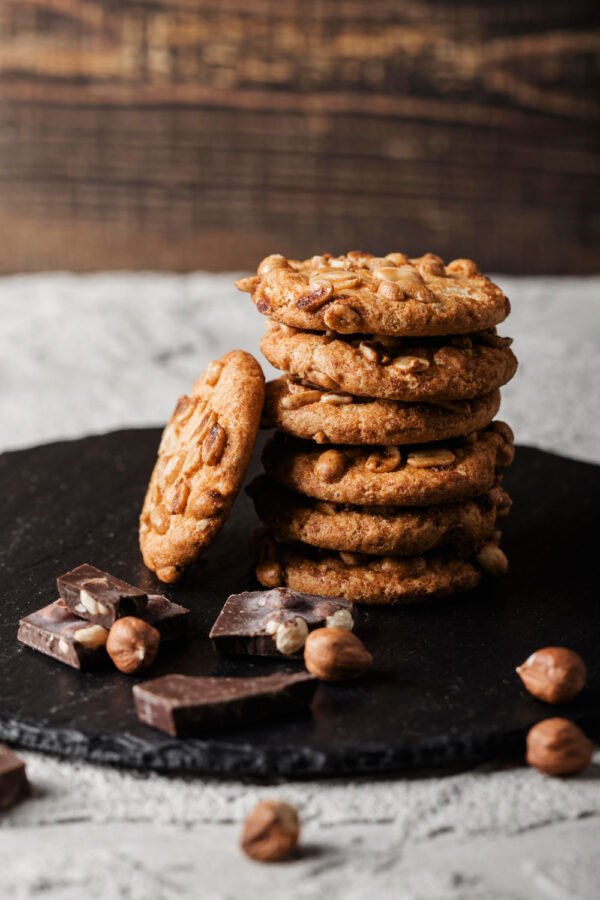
[526,718,594,776]
[304,627,372,682]
[517,647,587,704]
[241,800,300,862]
[106,617,160,674]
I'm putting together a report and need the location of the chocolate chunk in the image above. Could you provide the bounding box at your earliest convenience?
[18,600,109,670]
[209,588,356,657]
[57,564,147,627]
[133,671,318,737]
[145,594,190,641]
[0,744,29,810]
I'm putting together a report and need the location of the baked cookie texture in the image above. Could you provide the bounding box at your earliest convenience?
[249,475,511,557]
[236,251,510,337]
[264,376,500,445]
[261,324,517,402]
[254,538,484,605]
[262,422,515,507]
[140,350,265,583]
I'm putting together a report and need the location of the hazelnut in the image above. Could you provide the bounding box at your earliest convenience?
[304,627,372,682]
[272,617,309,656]
[315,449,346,482]
[241,799,300,862]
[325,608,354,631]
[517,647,586,704]
[106,617,160,674]
[256,560,284,588]
[476,542,509,576]
[526,718,594,776]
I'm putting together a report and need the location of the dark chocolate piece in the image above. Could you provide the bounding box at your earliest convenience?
[0,744,29,810]
[57,563,147,627]
[133,671,318,737]
[145,594,190,641]
[17,600,109,670]
[209,588,356,657]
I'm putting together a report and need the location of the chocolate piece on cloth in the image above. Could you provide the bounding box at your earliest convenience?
[0,744,29,810]
[209,588,356,658]
[133,671,318,737]
[145,594,190,641]
[57,563,147,627]
[18,600,109,670]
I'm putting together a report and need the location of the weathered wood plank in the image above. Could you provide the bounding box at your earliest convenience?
[0,0,598,273]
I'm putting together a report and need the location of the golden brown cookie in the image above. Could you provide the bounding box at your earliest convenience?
[254,538,484,605]
[236,251,510,337]
[264,376,500,445]
[261,324,517,402]
[140,350,265,583]
[263,422,514,507]
[248,475,511,557]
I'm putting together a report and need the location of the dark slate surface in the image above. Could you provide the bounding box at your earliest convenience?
[0,429,598,778]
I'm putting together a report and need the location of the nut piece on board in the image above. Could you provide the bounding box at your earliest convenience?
[106,617,161,674]
[526,718,594,776]
[517,647,587,704]
[241,800,300,862]
[304,627,372,682]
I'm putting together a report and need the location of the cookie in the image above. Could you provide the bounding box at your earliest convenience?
[254,539,485,605]
[140,350,265,583]
[249,475,511,557]
[261,324,517,402]
[264,376,500,445]
[236,251,510,337]
[263,422,514,507]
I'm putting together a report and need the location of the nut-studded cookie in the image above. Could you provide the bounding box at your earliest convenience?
[140,350,265,583]
[254,539,485,605]
[236,251,510,337]
[249,475,511,557]
[263,422,514,507]
[261,323,517,402]
[265,376,500,445]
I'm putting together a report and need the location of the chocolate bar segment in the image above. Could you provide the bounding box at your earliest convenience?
[18,600,109,670]
[209,588,356,657]
[133,671,318,737]
[57,563,147,627]
[145,594,190,641]
[0,744,29,810]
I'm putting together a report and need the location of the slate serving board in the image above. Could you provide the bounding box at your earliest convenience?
[0,429,598,778]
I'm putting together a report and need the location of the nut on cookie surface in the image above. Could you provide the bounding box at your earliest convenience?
[139,350,265,583]
[237,251,510,337]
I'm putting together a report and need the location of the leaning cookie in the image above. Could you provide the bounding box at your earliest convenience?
[236,251,510,337]
[248,475,511,557]
[263,422,514,507]
[261,324,517,402]
[140,350,265,583]
[264,376,500,445]
[254,540,486,605]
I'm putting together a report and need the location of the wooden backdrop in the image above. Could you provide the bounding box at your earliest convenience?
[0,0,598,274]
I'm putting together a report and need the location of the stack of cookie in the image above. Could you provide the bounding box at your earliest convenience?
[237,251,517,604]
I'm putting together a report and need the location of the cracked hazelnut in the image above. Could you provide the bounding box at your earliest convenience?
[526,718,594,776]
[517,647,586,704]
[304,627,372,682]
[241,800,300,862]
[106,617,160,674]
[267,617,309,656]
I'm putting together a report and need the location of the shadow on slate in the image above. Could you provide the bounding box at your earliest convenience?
[0,429,598,779]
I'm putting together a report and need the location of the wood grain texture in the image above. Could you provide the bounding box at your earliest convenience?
[0,0,598,273]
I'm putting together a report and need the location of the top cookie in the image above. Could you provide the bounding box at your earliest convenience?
[139,350,265,583]
[236,251,510,337]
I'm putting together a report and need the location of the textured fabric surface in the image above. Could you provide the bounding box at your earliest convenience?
[0,273,598,899]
